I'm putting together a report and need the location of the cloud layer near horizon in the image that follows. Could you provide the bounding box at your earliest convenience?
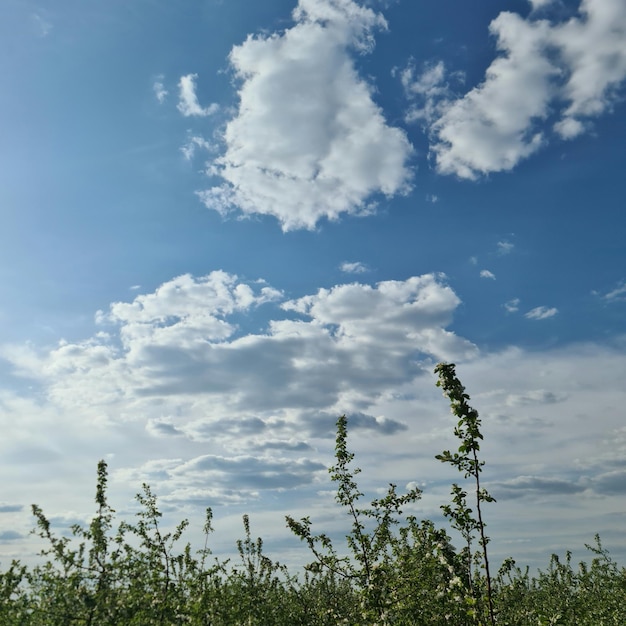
[1,272,626,567]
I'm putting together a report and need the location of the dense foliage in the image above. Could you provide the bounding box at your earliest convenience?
[1,364,625,625]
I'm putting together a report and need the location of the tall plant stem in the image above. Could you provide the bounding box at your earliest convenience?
[435,362,496,626]
[471,445,495,625]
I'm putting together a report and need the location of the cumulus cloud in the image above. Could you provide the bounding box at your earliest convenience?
[282,274,477,365]
[431,13,554,179]
[553,0,626,131]
[404,0,626,178]
[198,0,413,230]
[177,74,219,117]
[2,271,473,444]
[525,305,558,320]
[480,270,496,280]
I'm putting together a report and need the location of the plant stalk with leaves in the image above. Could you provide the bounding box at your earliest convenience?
[435,362,496,626]
[287,414,423,624]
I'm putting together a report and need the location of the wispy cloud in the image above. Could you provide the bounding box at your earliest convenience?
[603,281,626,302]
[525,305,558,320]
[480,270,496,280]
[504,298,520,313]
[497,240,515,255]
[340,261,369,274]
[400,60,463,123]
[198,0,413,230]
[153,76,168,104]
[528,0,554,9]
[177,74,219,117]
[32,13,52,37]
[181,136,213,161]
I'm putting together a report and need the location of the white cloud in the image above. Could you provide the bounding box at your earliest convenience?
[177,74,219,117]
[153,76,168,104]
[431,13,554,179]
[553,117,586,140]
[401,60,462,123]
[340,261,368,274]
[603,281,626,302]
[554,0,626,130]
[504,298,521,313]
[525,305,558,320]
[181,136,214,161]
[198,0,413,230]
[418,0,626,178]
[497,240,515,255]
[32,13,52,37]
[528,0,554,10]
[402,60,447,98]
[480,270,496,280]
[3,271,473,430]
[283,275,476,363]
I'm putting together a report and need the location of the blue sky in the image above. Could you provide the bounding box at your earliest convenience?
[1,0,625,570]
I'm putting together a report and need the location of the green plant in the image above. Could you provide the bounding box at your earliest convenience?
[435,362,496,625]
[287,414,469,625]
